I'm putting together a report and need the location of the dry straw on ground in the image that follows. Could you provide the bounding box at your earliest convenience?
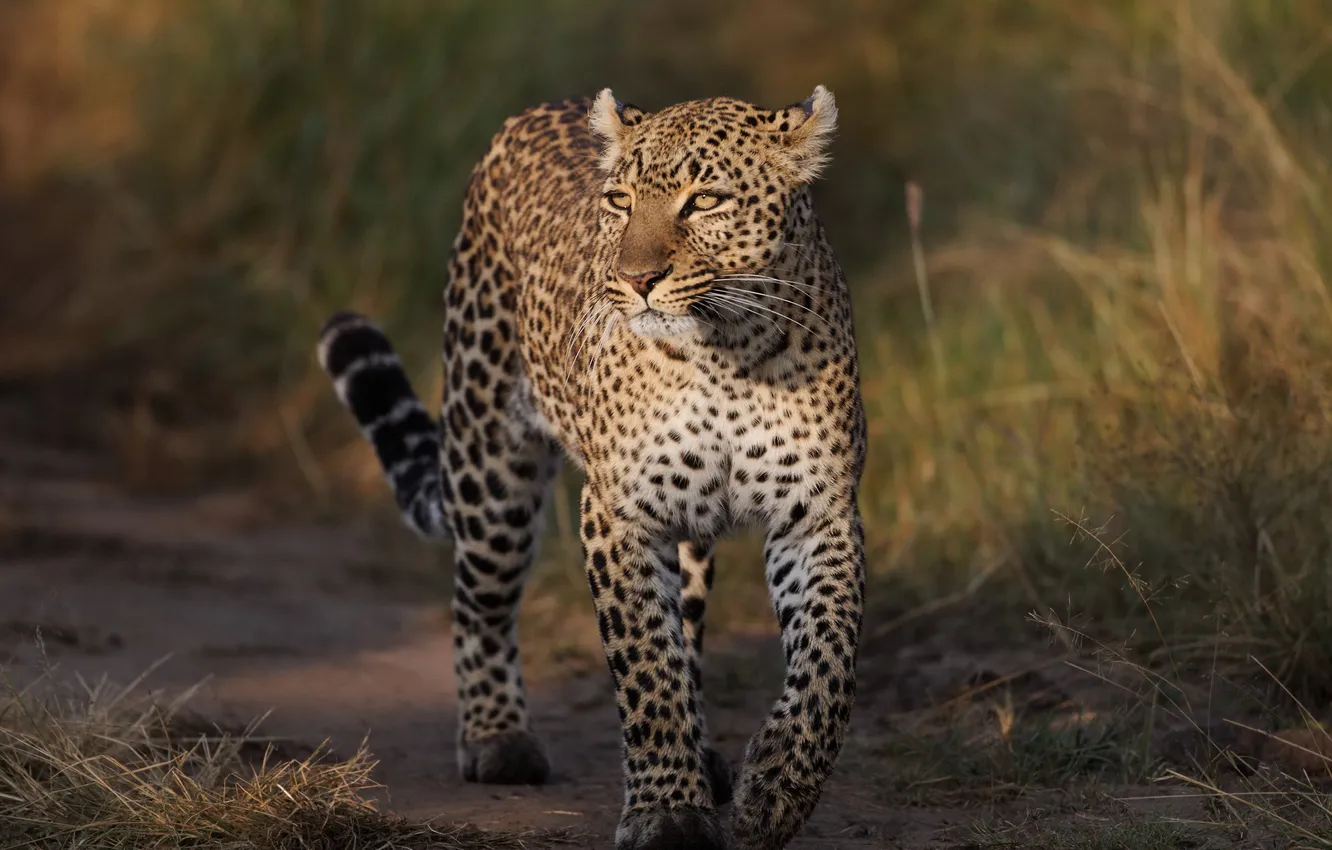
[0,665,575,850]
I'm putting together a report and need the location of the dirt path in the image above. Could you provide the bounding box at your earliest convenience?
[0,395,932,849]
[1,390,1257,849]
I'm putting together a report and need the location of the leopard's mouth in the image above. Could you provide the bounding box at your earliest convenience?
[634,274,716,315]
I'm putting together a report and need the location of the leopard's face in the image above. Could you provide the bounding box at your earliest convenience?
[589,88,838,339]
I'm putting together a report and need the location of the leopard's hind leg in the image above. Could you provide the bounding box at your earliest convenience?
[319,194,560,785]
[438,200,563,785]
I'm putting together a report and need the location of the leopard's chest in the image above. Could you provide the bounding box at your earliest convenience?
[597,375,829,540]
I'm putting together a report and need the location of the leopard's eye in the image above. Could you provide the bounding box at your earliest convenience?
[604,191,632,211]
[683,192,727,216]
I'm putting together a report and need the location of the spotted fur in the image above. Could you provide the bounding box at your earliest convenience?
[318,86,867,850]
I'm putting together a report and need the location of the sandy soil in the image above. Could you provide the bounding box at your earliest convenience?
[0,391,1218,849]
[0,393,904,848]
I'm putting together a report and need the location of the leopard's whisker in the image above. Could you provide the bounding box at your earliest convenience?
[713,272,826,290]
[565,299,613,388]
[704,291,818,337]
[714,285,826,322]
[700,292,776,329]
[693,297,752,339]
[588,313,620,380]
[565,304,593,365]
[713,274,831,297]
[695,299,744,324]
[780,240,816,256]
[565,301,602,368]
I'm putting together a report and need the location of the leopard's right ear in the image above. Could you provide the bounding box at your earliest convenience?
[589,88,646,171]
[770,85,838,183]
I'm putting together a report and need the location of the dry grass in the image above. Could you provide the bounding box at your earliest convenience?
[851,2,1332,702]
[969,815,1203,850]
[1028,520,1332,848]
[859,718,1146,808]
[0,666,576,849]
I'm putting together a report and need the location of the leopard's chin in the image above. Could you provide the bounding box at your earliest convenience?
[628,310,701,339]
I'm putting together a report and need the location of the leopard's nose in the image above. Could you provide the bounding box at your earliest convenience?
[619,265,672,298]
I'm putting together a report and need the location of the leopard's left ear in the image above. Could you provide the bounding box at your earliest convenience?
[773,85,838,182]
[589,88,647,171]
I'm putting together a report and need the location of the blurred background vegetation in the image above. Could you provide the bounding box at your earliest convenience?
[3,0,1332,695]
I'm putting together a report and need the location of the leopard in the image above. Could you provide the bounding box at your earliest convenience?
[316,85,867,850]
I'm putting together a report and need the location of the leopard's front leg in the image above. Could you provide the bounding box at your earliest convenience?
[676,540,734,805]
[730,489,867,850]
[579,481,727,850]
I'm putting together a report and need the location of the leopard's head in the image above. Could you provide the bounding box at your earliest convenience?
[590,87,837,339]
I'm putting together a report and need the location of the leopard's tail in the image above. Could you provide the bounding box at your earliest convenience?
[316,311,449,539]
